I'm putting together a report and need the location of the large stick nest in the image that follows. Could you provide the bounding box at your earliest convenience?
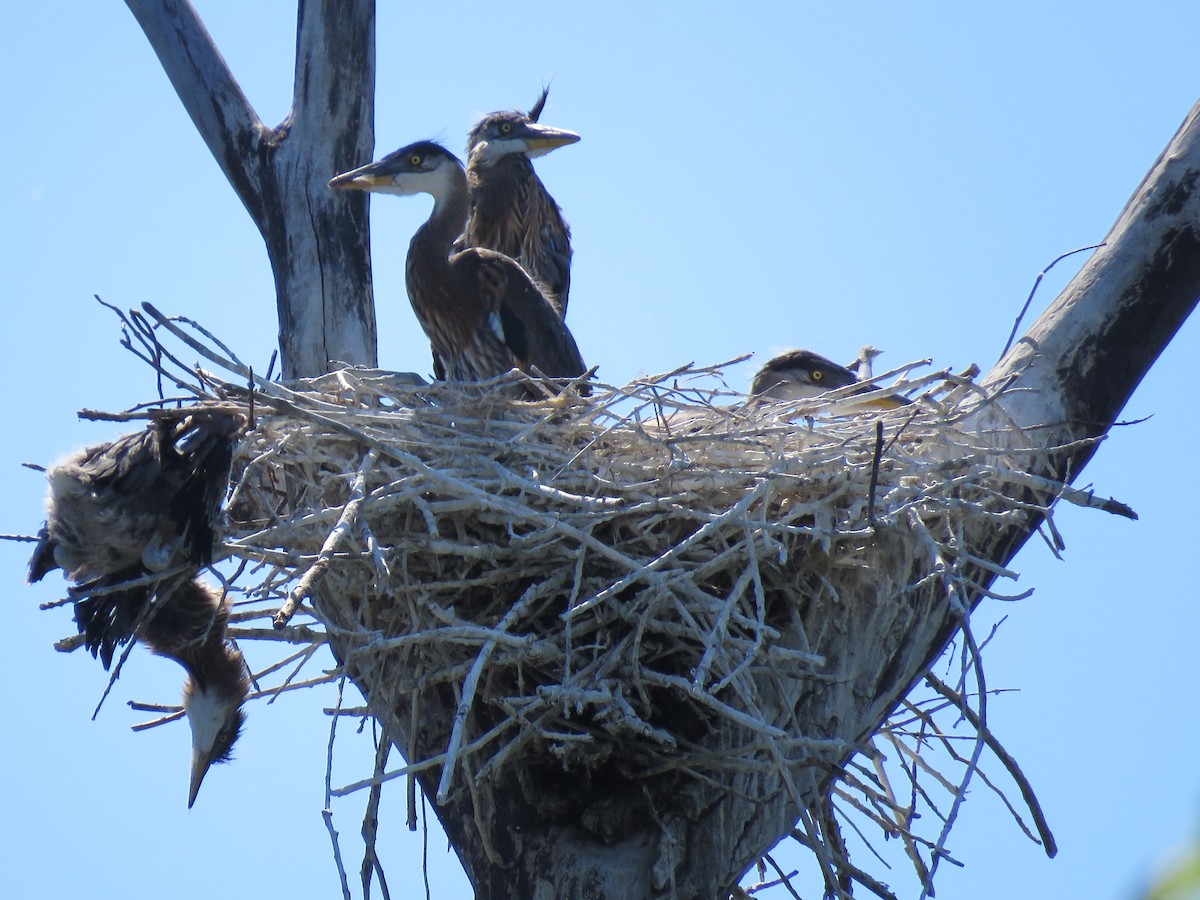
[68,304,1134,895]
[221,362,1078,809]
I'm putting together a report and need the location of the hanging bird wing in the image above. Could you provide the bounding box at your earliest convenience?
[72,427,165,495]
[36,428,165,582]
[33,410,244,666]
[41,412,242,582]
[29,431,164,666]
[163,413,243,567]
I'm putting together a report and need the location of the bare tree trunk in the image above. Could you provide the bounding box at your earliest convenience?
[125,0,377,379]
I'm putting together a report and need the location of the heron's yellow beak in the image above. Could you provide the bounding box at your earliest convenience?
[523,134,580,154]
[519,123,580,157]
[329,170,390,190]
[854,391,911,410]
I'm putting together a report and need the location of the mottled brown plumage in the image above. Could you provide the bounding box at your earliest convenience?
[457,89,579,318]
[28,409,249,806]
[330,140,588,393]
[30,409,242,589]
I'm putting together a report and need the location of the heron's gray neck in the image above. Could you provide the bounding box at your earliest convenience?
[415,170,469,264]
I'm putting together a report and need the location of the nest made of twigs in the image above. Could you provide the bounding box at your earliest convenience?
[56,305,1134,894]
[210,357,1098,810]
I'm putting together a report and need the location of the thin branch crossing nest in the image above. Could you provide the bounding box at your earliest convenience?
[58,303,1134,897]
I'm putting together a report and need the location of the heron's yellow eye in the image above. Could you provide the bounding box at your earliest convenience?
[500,122,512,134]
[811,370,824,382]
[409,155,422,166]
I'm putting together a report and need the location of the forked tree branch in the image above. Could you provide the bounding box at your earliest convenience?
[124,0,378,379]
[125,0,269,220]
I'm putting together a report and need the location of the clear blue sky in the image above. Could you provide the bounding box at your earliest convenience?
[3,3,1198,898]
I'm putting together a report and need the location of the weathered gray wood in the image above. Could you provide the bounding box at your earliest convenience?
[125,0,377,379]
[980,99,1200,451]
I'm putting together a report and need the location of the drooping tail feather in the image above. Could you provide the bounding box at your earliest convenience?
[71,567,152,670]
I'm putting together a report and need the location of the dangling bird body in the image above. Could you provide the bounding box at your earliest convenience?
[32,409,242,667]
[458,89,579,318]
[331,140,587,391]
[751,349,911,410]
[28,409,249,806]
[33,411,241,584]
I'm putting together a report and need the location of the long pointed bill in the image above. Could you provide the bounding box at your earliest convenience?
[329,167,392,191]
[863,395,910,410]
[520,124,581,158]
[188,746,213,808]
[848,384,911,410]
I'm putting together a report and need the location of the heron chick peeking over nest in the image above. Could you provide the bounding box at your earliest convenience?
[457,87,580,319]
[330,140,588,396]
[751,349,911,410]
[28,409,250,806]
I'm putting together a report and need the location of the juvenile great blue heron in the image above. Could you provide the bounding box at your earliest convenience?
[330,140,588,392]
[29,409,249,806]
[457,88,580,318]
[751,349,910,409]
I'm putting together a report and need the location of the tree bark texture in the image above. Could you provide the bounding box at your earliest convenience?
[125,0,377,379]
